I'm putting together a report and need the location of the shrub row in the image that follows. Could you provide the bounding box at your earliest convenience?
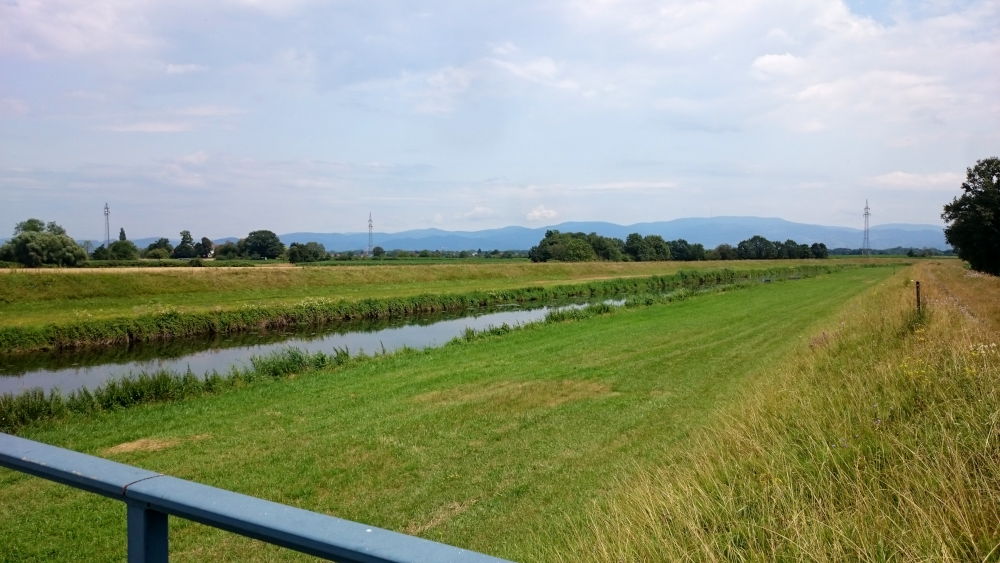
[0,265,848,354]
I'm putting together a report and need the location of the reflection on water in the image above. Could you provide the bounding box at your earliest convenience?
[0,300,608,396]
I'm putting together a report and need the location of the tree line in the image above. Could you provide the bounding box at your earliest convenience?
[0,219,529,267]
[528,230,829,262]
[0,220,295,266]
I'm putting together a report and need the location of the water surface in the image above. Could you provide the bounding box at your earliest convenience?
[0,301,610,396]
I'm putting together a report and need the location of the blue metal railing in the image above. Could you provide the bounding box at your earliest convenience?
[0,433,510,562]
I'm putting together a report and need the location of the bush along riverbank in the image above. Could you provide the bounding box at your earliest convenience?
[0,264,849,354]
[1,267,859,433]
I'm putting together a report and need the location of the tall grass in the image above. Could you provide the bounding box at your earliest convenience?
[554,261,1000,561]
[0,265,846,353]
[0,347,352,433]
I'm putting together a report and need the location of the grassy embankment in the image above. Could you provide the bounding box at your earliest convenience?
[555,259,1000,561]
[0,260,842,327]
[0,266,903,561]
[0,261,848,353]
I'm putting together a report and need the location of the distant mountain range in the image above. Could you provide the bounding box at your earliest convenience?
[268,217,948,252]
[1,219,950,254]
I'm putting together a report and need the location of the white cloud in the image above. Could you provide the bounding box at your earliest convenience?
[175,105,244,117]
[0,98,29,116]
[0,0,154,57]
[461,206,498,220]
[66,90,108,101]
[492,56,580,91]
[491,42,518,56]
[869,171,965,191]
[178,151,210,165]
[224,0,319,16]
[751,53,807,79]
[579,181,678,192]
[106,121,193,133]
[526,205,558,221]
[414,66,474,114]
[165,63,207,74]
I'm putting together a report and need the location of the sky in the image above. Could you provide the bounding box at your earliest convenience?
[1,0,998,241]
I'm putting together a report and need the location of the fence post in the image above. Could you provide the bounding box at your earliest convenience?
[127,502,169,563]
[915,281,921,312]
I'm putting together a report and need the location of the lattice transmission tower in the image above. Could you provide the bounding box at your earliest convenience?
[862,200,871,257]
[368,212,374,257]
[104,202,111,249]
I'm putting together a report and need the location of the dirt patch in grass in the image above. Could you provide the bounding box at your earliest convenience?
[412,379,617,411]
[103,434,210,455]
[404,499,477,535]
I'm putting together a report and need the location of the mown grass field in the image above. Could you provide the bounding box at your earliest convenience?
[0,265,916,561]
[0,259,858,329]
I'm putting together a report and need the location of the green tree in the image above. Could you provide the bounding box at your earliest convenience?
[529,230,599,262]
[14,218,45,234]
[145,238,173,255]
[714,243,737,260]
[1,231,87,266]
[810,243,829,259]
[586,233,625,261]
[645,235,672,260]
[288,241,328,263]
[214,241,240,260]
[942,157,1000,275]
[194,237,214,258]
[108,240,139,260]
[623,233,651,261]
[91,245,110,260]
[118,228,127,241]
[372,246,385,258]
[2,219,87,267]
[243,230,285,259]
[172,230,197,258]
[737,235,778,259]
[668,239,693,261]
[145,248,170,259]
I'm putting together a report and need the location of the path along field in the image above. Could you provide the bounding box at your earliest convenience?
[0,259,850,328]
[1,261,997,561]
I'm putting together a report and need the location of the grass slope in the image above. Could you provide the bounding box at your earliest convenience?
[0,267,892,561]
[0,260,857,328]
[557,260,1000,561]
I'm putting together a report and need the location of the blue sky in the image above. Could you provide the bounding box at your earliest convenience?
[2,0,997,240]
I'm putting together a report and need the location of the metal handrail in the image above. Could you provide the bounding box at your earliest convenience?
[0,433,510,562]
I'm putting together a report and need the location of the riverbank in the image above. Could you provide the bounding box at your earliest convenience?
[0,259,871,328]
[0,264,847,353]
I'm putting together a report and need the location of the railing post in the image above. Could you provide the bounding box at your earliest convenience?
[127,502,169,563]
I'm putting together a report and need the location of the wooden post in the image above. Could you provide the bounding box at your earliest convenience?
[915,281,921,312]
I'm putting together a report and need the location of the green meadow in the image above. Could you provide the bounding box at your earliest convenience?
[1,261,996,561]
[0,266,894,559]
